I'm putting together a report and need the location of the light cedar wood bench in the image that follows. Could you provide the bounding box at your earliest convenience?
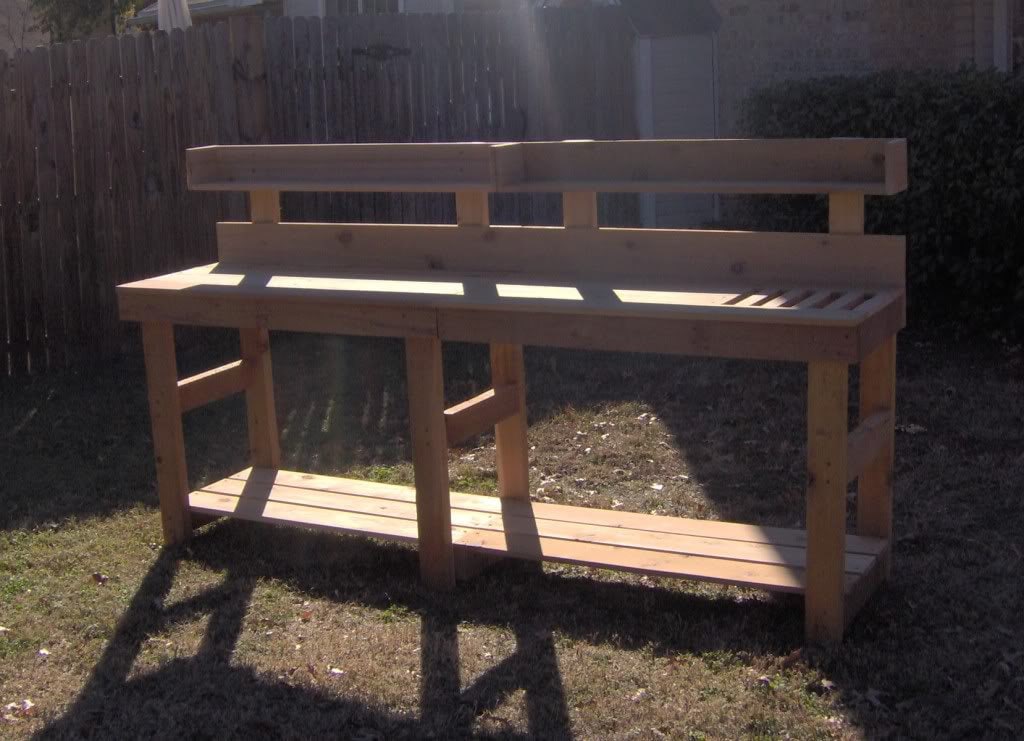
[118,139,907,643]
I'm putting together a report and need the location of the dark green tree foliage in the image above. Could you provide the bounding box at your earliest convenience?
[740,69,1024,333]
[30,0,137,42]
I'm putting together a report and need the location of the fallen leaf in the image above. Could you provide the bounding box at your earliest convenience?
[896,423,927,435]
[18,700,36,718]
[864,687,885,708]
[328,666,345,676]
[808,678,836,695]
[0,626,10,636]
[630,688,649,702]
[351,729,382,741]
[650,483,664,491]
[37,648,50,659]
[92,573,109,585]
[300,610,313,622]
[781,648,804,668]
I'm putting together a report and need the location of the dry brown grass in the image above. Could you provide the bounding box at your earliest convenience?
[1,329,1022,739]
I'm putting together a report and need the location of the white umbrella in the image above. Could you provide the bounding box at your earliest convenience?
[158,0,193,32]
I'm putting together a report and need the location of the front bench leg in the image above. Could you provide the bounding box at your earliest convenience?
[141,321,192,544]
[406,337,456,590]
[805,360,849,643]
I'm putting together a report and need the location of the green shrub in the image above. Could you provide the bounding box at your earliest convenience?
[739,69,1024,333]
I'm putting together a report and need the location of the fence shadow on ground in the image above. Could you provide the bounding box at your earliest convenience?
[36,522,804,739]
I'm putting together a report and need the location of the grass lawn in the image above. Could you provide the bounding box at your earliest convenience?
[1,329,1022,739]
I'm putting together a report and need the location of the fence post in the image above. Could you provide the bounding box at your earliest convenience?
[229,16,270,146]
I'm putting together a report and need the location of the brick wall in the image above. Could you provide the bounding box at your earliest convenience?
[712,0,983,135]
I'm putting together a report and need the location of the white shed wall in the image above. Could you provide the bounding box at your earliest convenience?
[648,34,718,228]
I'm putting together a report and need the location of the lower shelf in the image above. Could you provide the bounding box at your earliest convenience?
[189,468,889,596]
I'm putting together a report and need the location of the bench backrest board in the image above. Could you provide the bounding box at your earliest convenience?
[187,139,908,290]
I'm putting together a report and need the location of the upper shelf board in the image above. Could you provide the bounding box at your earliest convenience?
[186,138,908,196]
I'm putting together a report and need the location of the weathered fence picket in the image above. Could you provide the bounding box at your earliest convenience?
[0,8,637,377]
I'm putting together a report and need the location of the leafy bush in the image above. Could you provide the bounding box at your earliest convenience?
[739,69,1024,332]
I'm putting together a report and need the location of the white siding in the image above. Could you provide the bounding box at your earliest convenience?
[648,34,718,228]
[403,0,454,11]
[284,0,325,16]
[633,38,657,227]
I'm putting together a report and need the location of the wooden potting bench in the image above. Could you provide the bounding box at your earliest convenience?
[118,139,907,642]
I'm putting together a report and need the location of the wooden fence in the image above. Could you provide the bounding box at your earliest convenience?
[0,8,637,377]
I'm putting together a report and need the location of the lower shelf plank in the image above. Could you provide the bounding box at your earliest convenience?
[189,468,889,597]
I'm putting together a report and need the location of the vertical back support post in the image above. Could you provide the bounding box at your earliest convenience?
[406,336,456,589]
[141,321,192,543]
[828,192,864,234]
[456,191,530,500]
[242,190,282,469]
[563,191,599,228]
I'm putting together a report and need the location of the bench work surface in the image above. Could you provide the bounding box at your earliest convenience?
[118,258,903,363]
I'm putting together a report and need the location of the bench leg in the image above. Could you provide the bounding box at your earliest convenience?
[240,327,281,469]
[490,343,530,500]
[805,360,849,643]
[141,321,192,545]
[857,336,896,575]
[406,337,456,590]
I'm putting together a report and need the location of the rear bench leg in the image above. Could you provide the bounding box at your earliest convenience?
[857,336,896,574]
[239,327,281,469]
[490,343,530,500]
[805,360,849,643]
[141,321,192,544]
[406,336,456,590]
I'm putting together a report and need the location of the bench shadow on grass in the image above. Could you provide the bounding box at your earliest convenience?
[19,331,978,736]
[37,520,804,740]
[14,332,817,737]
